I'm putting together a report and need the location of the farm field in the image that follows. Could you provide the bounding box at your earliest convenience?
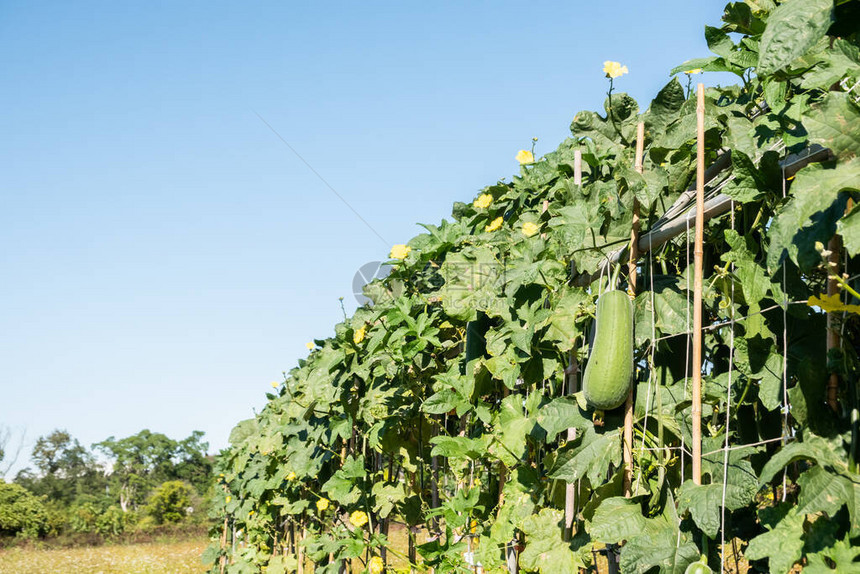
[0,539,208,574]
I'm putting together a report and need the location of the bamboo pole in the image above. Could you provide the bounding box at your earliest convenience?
[563,149,584,540]
[219,517,228,574]
[692,84,705,485]
[297,525,305,574]
[623,123,645,497]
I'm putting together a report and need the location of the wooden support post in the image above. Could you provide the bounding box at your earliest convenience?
[623,122,645,497]
[563,149,584,539]
[219,517,228,574]
[692,84,706,486]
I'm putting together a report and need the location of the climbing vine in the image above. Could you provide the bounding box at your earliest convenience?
[205,1,860,572]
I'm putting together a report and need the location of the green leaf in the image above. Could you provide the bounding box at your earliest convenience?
[545,288,588,351]
[797,465,854,518]
[804,536,860,573]
[537,397,592,442]
[489,394,535,467]
[588,496,648,542]
[745,506,805,574]
[439,246,508,321]
[705,25,734,58]
[723,150,767,203]
[767,159,860,271]
[757,0,834,76]
[677,473,757,538]
[634,279,689,347]
[646,78,686,132]
[759,434,844,484]
[722,229,771,307]
[519,509,587,573]
[228,419,259,446]
[548,428,622,485]
[805,92,860,161]
[429,435,491,460]
[838,203,860,257]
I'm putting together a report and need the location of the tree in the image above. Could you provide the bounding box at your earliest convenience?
[22,429,100,506]
[0,426,25,479]
[94,429,210,512]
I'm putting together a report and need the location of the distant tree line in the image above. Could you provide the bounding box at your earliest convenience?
[0,428,214,540]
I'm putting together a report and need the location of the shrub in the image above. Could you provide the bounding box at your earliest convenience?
[146,480,193,524]
[0,480,50,538]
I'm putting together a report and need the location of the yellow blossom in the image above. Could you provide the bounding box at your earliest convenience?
[353,325,367,344]
[808,293,860,314]
[316,498,330,512]
[521,222,540,237]
[470,519,478,534]
[485,216,503,233]
[603,61,628,79]
[225,496,231,503]
[473,193,493,209]
[473,477,482,487]
[270,381,279,388]
[516,150,534,165]
[305,342,314,350]
[349,510,369,528]
[286,472,297,481]
[249,510,254,516]
[369,556,384,574]
[684,68,703,75]
[390,244,411,260]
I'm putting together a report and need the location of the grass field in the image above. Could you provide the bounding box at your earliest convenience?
[0,539,208,574]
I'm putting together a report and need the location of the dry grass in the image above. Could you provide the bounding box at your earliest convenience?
[0,539,208,574]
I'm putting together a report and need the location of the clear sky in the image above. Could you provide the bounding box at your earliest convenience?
[0,0,734,473]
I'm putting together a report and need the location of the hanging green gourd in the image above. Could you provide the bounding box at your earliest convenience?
[582,289,634,410]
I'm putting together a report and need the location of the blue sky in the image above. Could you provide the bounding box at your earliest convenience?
[0,0,733,472]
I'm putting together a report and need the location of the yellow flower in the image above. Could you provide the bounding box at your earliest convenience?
[470,519,478,534]
[684,68,703,75]
[270,381,279,388]
[225,496,231,503]
[390,244,411,260]
[369,556,384,574]
[316,498,330,512]
[603,61,628,79]
[485,216,503,233]
[516,150,534,165]
[286,472,297,481]
[353,325,367,344]
[305,342,314,350]
[249,510,254,516]
[349,510,369,528]
[473,194,493,209]
[473,477,482,487]
[521,222,540,237]
[808,293,860,314]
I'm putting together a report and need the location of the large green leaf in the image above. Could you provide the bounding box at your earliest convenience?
[767,159,860,271]
[838,203,860,256]
[588,496,647,543]
[805,92,860,161]
[723,151,767,203]
[745,506,805,574]
[646,78,686,133]
[519,509,587,573]
[548,427,622,485]
[757,0,834,76]
[677,471,757,538]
